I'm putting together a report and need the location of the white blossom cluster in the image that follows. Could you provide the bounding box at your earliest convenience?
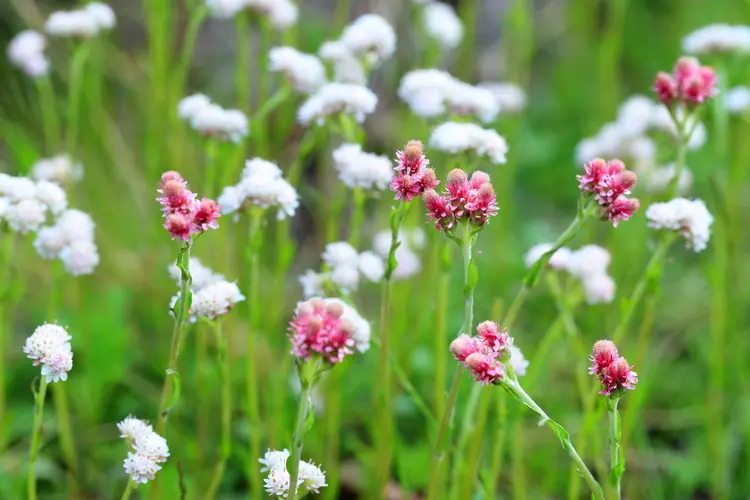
[319,41,366,85]
[682,24,750,54]
[332,143,392,190]
[23,323,74,383]
[178,94,249,143]
[398,69,500,122]
[478,82,527,114]
[118,416,169,484]
[218,158,299,219]
[300,241,385,298]
[269,46,327,94]
[726,86,750,115]
[167,258,243,321]
[297,83,378,126]
[429,121,509,164]
[0,173,67,234]
[420,2,464,50]
[44,2,116,38]
[34,209,100,276]
[372,227,425,279]
[524,243,616,305]
[205,0,297,29]
[509,345,529,376]
[259,449,328,497]
[31,155,84,186]
[646,198,714,252]
[7,30,49,77]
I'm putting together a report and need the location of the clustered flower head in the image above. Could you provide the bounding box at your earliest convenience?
[157,171,221,241]
[389,140,439,202]
[372,227,425,279]
[337,14,396,67]
[191,280,245,320]
[288,299,356,364]
[653,56,717,107]
[269,46,327,95]
[332,143,392,191]
[478,82,527,114]
[319,40,367,85]
[0,173,67,234]
[218,158,299,220]
[205,0,298,29]
[450,321,519,385]
[300,241,384,297]
[118,416,169,484]
[577,158,640,227]
[31,155,84,186]
[589,340,638,397]
[23,323,73,383]
[259,449,328,497]
[177,94,249,143]
[420,2,464,50]
[297,83,378,126]
[34,209,100,276]
[682,24,750,55]
[429,122,508,164]
[646,198,714,252]
[7,30,49,77]
[423,168,498,231]
[44,2,116,38]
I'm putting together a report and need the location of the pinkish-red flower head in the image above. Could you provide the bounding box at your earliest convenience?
[465,183,499,226]
[159,171,185,187]
[654,56,717,107]
[653,72,678,105]
[192,197,221,231]
[674,56,701,81]
[469,171,491,190]
[589,340,619,376]
[423,189,456,231]
[164,212,193,241]
[395,140,429,174]
[599,357,638,396]
[289,299,355,364]
[605,196,640,227]
[420,168,440,191]
[446,169,470,203]
[157,170,197,215]
[476,321,511,355]
[464,352,504,385]
[450,334,482,362]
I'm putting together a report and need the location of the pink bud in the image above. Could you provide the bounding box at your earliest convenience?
[589,340,619,375]
[605,196,640,227]
[192,197,221,231]
[164,212,193,241]
[446,168,468,186]
[674,56,700,81]
[464,352,504,385]
[653,72,678,105]
[469,171,491,189]
[450,334,482,362]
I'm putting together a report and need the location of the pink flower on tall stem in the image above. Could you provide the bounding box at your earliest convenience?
[423,168,499,232]
[653,56,717,107]
[389,140,439,201]
[577,158,639,227]
[192,198,221,231]
[452,321,514,385]
[589,340,638,397]
[156,171,220,241]
[465,352,504,385]
[289,299,356,364]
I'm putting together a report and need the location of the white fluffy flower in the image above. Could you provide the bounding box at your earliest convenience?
[329,265,360,291]
[264,469,292,496]
[332,143,392,190]
[45,3,116,37]
[357,251,384,282]
[23,323,73,383]
[33,226,68,259]
[31,155,83,185]
[133,432,170,463]
[372,229,423,279]
[582,274,616,305]
[59,240,100,276]
[323,298,371,352]
[35,180,67,215]
[726,86,750,114]
[220,158,298,219]
[7,30,49,77]
[117,417,153,443]
[443,79,499,123]
[7,198,47,233]
[641,164,693,194]
[509,345,529,376]
[0,174,36,201]
[339,14,396,65]
[120,416,169,484]
[429,122,508,164]
[297,83,378,126]
[422,2,463,50]
[34,209,97,263]
[178,94,248,142]
[205,0,247,18]
[259,448,291,473]
[322,241,359,270]
[123,453,160,484]
[244,0,298,30]
[178,94,211,120]
[398,69,455,118]
[682,24,750,54]
[319,41,366,85]
[269,46,327,94]
[617,95,656,138]
[646,198,714,252]
[299,270,328,299]
[523,244,571,271]
[191,280,245,320]
[41,351,74,383]
[478,82,527,114]
[299,461,327,494]
[565,245,611,279]
[85,2,116,30]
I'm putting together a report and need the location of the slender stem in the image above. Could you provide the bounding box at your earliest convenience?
[174,5,208,96]
[608,397,623,499]
[0,234,14,450]
[348,188,366,247]
[235,13,251,114]
[433,243,451,418]
[35,76,61,153]
[288,372,315,500]
[426,367,462,500]
[206,320,230,498]
[120,478,136,500]
[52,383,78,490]
[66,42,92,158]
[665,111,688,199]
[254,17,273,157]
[204,139,219,198]
[483,393,507,498]
[450,382,482,497]
[27,378,48,500]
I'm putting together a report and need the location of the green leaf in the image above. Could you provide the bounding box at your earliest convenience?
[164,369,182,416]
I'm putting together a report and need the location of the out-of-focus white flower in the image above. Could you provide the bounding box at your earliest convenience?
[357,251,384,282]
[124,453,160,484]
[177,94,248,142]
[264,469,292,496]
[23,323,73,383]
[244,0,298,30]
[682,24,750,54]
[422,2,463,50]
[59,240,100,276]
[45,3,116,37]
[259,448,291,472]
[646,198,713,252]
[509,345,529,376]
[299,270,329,299]
[322,241,359,269]
[429,121,508,164]
[120,416,169,484]
[332,143,392,190]
[443,79,499,123]
[297,83,378,126]
[35,180,67,215]
[641,164,693,194]
[478,82,527,114]
[205,0,247,18]
[270,47,327,94]
[31,155,83,185]
[7,30,49,77]
[329,265,360,291]
[319,41,367,85]
[85,2,116,30]
[219,158,298,219]
[33,208,99,275]
[565,245,611,279]
[33,226,68,259]
[582,274,616,304]
[616,95,656,138]
[339,14,396,65]
[191,280,245,320]
[726,86,750,114]
[523,243,571,271]
[372,229,423,279]
[169,257,225,291]
[323,298,370,352]
[7,198,47,233]
[650,106,706,150]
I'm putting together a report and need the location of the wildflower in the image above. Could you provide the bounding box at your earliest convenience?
[645,198,714,252]
[269,46,327,94]
[523,243,572,271]
[259,449,292,473]
[590,341,638,397]
[397,69,456,118]
[23,323,73,383]
[205,0,247,18]
[389,140,438,202]
[31,155,83,185]
[329,265,360,291]
[577,158,639,226]
[7,30,49,77]
[725,86,750,114]
[246,0,298,30]
[157,171,221,240]
[177,94,248,142]
[652,56,717,107]
[117,417,153,444]
[191,280,245,320]
[582,274,616,305]
[168,257,225,291]
[589,340,619,376]
[298,461,328,494]
[219,158,298,219]
[332,143,392,191]
[452,322,516,385]
[322,241,359,269]
[191,198,221,231]
[476,321,512,356]
[59,240,100,276]
[423,189,456,230]
[424,168,499,232]
[299,270,328,299]
[34,208,99,275]
[339,14,396,65]
[297,83,378,126]
[318,41,366,85]
[119,416,169,484]
[465,352,505,385]
[44,3,116,38]
[682,24,750,54]
[565,245,611,279]
[422,2,464,50]
[429,122,508,164]
[641,164,693,194]
[509,345,529,376]
[259,449,328,497]
[357,251,385,282]
[322,298,371,353]
[478,82,527,114]
[449,334,483,362]
[372,228,424,279]
[289,299,355,364]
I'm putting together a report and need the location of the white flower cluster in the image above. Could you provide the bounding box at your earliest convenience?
[7,30,49,77]
[0,174,67,234]
[646,198,714,252]
[509,345,529,376]
[118,416,169,484]
[34,209,100,276]
[726,86,750,115]
[297,83,378,126]
[205,0,297,28]
[178,94,249,143]
[338,14,396,66]
[478,82,527,114]
[23,323,73,383]
[218,158,299,219]
[372,228,425,279]
[319,41,366,85]
[191,280,245,320]
[641,163,693,194]
[420,2,464,50]
[259,449,328,497]
[429,121,508,164]
[31,155,84,185]
[399,69,499,122]
[300,241,385,297]
[525,243,616,305]
[682,24,750,54]
[45,2,116,38]
[332,143,392,190]
[269,47,327,95]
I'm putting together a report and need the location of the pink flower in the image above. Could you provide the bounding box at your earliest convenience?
[395,140,430,174]
[469,171,490,190]
[476,321,511,355]
[390,174,424,201]
[446,169,471,209]
[164,212,193,241]
[464,352,504,385]
[577,159,639,227]
[390,140,438,201]
[423,189,456,231]
[157,172,196,214]
[653,72,678,105]
[449,334,482,362]
[653,56,717,107]
[289,299,355,364]
[452,322,515,385]
[157,171,220,240]
[605,196,640,227]
[192,198,221,231]
[589,340,619,376]
[599,358,638,396]
[465,184,499,226]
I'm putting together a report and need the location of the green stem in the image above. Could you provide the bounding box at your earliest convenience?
[433,243,451,418]
[348,188,366,247]
[27,378,48,500]
[52,383,78,491]
[665,110,689,199]
[35,76,61,153]
[174,5,208,97]
[0,233,14,450]
[426,367,462,500]
[254,17,274,157]
[333,0,351,30]
[204,139,219,198]
[483,393,507,498]
[120,478,136,500]
[235,13,251,113]
[66,42,93,158]
[206,320,230,498]
[608,397,623,499]
[288,367,316,500]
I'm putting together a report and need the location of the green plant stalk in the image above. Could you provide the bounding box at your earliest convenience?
[348,188,366,247]
[326,183,347,243]
[204,139,219,198]
[195,324,209,474]
[174,5,208,99]
[121,478,136,500]
[504,0,534,86]
[458,390,491,499]
[0,233,14,450]
[206,320,231,498]
[254,17,274,157]
[35,76,61,153]
[235,12,251,113]
[333,0,352,30]
[66,42,93,158]
[427,367,462,500]
[450,381,483,498]
[483,393,508,498]
[433,243,451,418]
[596,0,628,120]
[608,397,623,498]
[287,362,320,500]
[27,378,48,500]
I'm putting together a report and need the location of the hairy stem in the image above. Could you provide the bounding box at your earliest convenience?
[608,397,623,498]
[27,378,48,500]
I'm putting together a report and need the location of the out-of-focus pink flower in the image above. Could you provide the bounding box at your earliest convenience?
[157,172,196,214]
[192,198,221,231]
[289,299,355,364]
[605,196,640,227]
[464,352,504,385]
[451,321,515,385]
[164,212,192,241]
[653,56,717,106]
[390,140,438,201]
[577,158,639,227]
[449,334,482,362]
[589,340,638,397]
[423,189,456,230]
[653,72,678,105]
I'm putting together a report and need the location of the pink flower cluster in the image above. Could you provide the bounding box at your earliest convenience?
[576,158,640,227]
[389,140,439,201]
[289,299,355,364]
[450,321,512,385]
[423,169,499,231]
[589,340,638,397]
[157,171,221,241]
[653,56,717,107]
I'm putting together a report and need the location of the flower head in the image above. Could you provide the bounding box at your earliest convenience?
[429,122,508,163]
[452,322,516,385]
[120,416,169,484]
[23,323,73,383]
[190,280,245,320]
[8,30,49,77]
[289,299,356,364]
[389,140,438,202]
[577,158,639,227]
[589,340,637,397]
[646,198,713,252]
[157,171,220,240]
[423,168,499,232]
[297,83,377,126]
[464,352,504,385]
[652,56,717,107]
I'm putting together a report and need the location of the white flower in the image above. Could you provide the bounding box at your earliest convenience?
[641,164,693,194]
[332,143,392,190]
[357,251,384,282]
[650,106,706,150]
[322,241,359,269]
[178,93,212,120]
[726,86,750,114]
[190,104,249,143]
[117,417,153,443]
[297,83,378,126]
[120,416,169,484]
[429,122,508,164]
[565,245,611,279]
[398,69,455,118]
[45,4,116,37]
[191,280,245,320]
[372,229,423,279]
[646,198,714,252]
[264,468,292,496]
[56,209,96,241]
[682,24,750,54]
[509,345,529,376]
[269,46,327,94]
[133,432,170,463]
[323,298,370,352]
[40,351,73,383]
[244,0,298,30]
[616,95,656,138]
[220,158,298,219]
[31,155,83,185]
[205,0,247,18]
[299,461,327,493]
[34,225,68,259]
[23,323,73,383]
[329,265,360,291]
[319,41,366,85]
[170,257,225,291]
[0,174,36,201]
[8,30,49,77]
[478,82,527,114]
[217,185,244,214]
[85,2,116,30]
[339,14,396,65]
[6,198,47,233]
[259,448,291,473]
[523,244,571,271]
[443,79,499,123]
[299,270,328,299]
[123,452,161,484]
[59,240,100,276]
[582,274,616,305]
[35,180,68,215]
[422,2,463,50]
